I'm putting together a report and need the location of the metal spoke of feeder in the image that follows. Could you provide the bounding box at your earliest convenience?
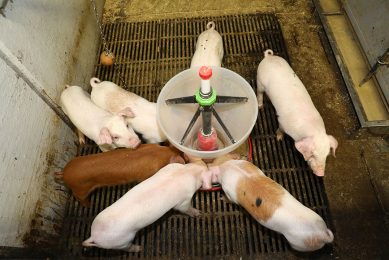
[216,95,248,103]
[166,96,197,105]
[180,106,202,145]
[212,107,236,144]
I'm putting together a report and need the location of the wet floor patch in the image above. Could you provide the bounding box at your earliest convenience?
[61,13,333,258]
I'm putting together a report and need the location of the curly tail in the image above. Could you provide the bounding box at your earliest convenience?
[264,49,274,57]
[90,77,101,88]
[206,21,215,30]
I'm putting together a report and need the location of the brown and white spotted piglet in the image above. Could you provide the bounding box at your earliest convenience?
[208,155,334,252]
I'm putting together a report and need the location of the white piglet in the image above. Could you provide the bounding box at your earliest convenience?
[90,78,166,143]
[209,155,334,252]
[256,49,338,176]
[60,85,141,152]
[82,157,212,252]
[190,21,224,68]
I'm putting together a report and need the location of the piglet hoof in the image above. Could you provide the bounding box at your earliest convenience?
[79,199,91,208]
[77,129,86,145]
[54,171,63,180]
[79,138,85,145]
[185,207,201,217]
[276,129,284,141]
[127,244,142,253]
[78,135,86,145]
[220,195,232,204]
[257,95,264,109]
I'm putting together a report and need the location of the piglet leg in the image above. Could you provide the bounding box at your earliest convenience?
[276,128,284,141]
[54,171,65,185]
[77,129,86,145]
[257,93,264,109]
[220,194,233,204]
[127,244,142,252]
[256,81,265,109]
[175,200,201,217]
[185,207,201,217]
[54,171,63,180]
[77,196,91,208]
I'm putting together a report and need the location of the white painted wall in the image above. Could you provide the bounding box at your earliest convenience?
[0,0,104,247]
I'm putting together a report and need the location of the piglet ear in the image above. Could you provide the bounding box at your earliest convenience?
[169,155,185,164]
[184,153,202,163]
[117,107,135,118]
[98,127,113,145]
[295,137,314,160]
[228,153,241,160]
[328,135,338,157]
[210,153,238,166]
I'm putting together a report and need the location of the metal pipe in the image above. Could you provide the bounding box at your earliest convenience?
[0,41,74,130]
[212,107,236,144]
[0,0,10,17]
[201,106,213,136]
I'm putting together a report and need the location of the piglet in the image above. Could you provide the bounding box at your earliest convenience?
[190,21,224,68]
[90,78,166,143]
[209,155,334,252]
[60,85,141,152]
[82,156,212,251]
[256,49,338,176]
[61,144,184,207]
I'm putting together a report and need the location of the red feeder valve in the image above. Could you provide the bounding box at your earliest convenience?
[199,66,212,80]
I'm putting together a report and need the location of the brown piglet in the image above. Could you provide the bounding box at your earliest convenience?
[61,144,184,207]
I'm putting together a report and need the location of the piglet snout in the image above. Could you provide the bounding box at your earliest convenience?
[130,137,142,149]
[312,166,325,177]
[297,228,334,252]
[129,138,141,149]
[325,229,334,243]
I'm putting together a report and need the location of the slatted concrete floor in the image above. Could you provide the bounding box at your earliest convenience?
[61,13,334,258]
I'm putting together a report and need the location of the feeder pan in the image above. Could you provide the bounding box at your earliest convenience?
[157,67,258,159]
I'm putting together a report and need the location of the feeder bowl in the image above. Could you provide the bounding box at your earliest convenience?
[157,67,258,159]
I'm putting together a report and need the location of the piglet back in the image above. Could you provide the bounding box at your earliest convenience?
[236,169,285,223]
[63,144,184,206]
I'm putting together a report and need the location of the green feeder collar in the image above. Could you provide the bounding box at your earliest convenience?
[195,89,217,106]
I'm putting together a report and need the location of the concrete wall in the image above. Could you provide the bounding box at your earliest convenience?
[0,0,104,247]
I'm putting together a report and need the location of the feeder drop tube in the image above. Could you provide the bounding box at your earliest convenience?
[196,66,218,151]
[201,106,213,136]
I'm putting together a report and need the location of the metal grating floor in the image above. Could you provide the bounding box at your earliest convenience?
[61,14,333,258]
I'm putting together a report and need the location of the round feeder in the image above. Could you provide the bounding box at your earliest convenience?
[157,67,258,159]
